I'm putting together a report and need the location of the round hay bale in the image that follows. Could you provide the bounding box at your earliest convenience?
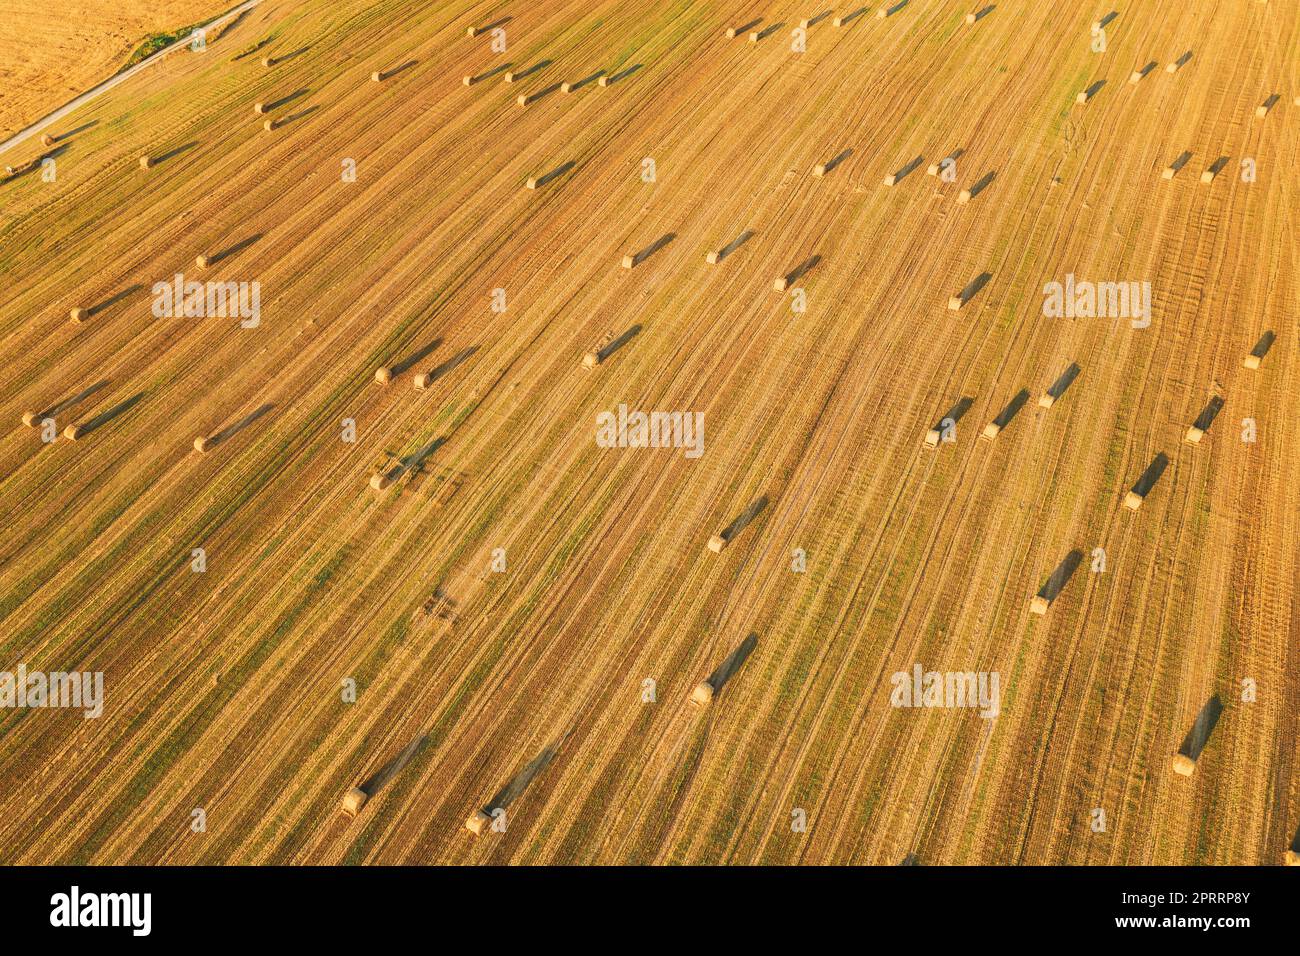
[41,133,54,147]
[1172,753,1196,776]
[21,411,38,427]
[341,787,368,818]
[261,55,274,67]
[413,373,430,390]
[525,176,538,189]
[465,810,492,835]
[370,473,390,491]
[1285,850,1300,866]
[463,75,473,86]
[70,307,88,322]
[196,254,212,269]
[371,71,383,82]
[139,155,154,169]
[374,366,393,385]
[517,93,529,106]
[194,436,211,453]
[689,682,714,706]
[263,118,278,132]
[582,351,599,369]
[63,424,82,441]
[726,27,738,38]
[965,12,976,23]
[253,102,267,114]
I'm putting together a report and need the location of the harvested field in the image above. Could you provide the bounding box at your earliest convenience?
[0,0,1298,868]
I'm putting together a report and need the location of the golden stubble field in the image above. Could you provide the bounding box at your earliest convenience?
[0,0,1297,864]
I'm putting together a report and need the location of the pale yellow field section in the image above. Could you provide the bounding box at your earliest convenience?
[0,0,1297,864]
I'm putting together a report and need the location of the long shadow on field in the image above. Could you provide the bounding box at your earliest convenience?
[508,60,550,82]
[32,380,109,422]
[528,161,574,189]
[753,22,786,41]
[1177,695,1222,762]
[1037,550,1082,603]
[85,284,145,319]
[881,0,909,16]
[469,16,512,36]
[970,5,995,23]
[731,19,762,36]
[1044,363,1080,403]
[887,155,923,185]
[481,737,565,816]
[989,388,1029,431]
[359,735,427,797]
[930,396,974,438]
[267,46,310,66]
[710,229,755,263]
[596,325,641,364]
[819,148,853,176]
[625,232,675,267]
[3,144,68,181]
[390,338,443,377]
[417,346,477,387]
[1249,330,1275,363]
[704,632,758,698]
[208,233,264,265]
[72,392,145,437]
[1129,452,1169,498]
[208,403,274,447]
[1190,395,1224,433]
[963,169,996,202]
[279,105,320,127]
[564,70,605,93]
[52,120,99,142]
[467,63,511,84]
[778,254,820,288]
[604,64,642,85]
[265,88,310,112]
[952,271,991,308]
[717,495,768,547]
[155,142,198,165]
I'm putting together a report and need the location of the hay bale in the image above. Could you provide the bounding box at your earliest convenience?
[371,71,384,82]
[598,75,610,87]
[582,351,600,369]
[70,307,88,322]
[194,436,211,453]
[413,373,431,389]
[1183,425,1204,445]
[621,254,636,269]
[707,534,727,553]
[261,55,274,67]
[374,366,393,385]
[1199,166,1217,184]
[254,102,267,114]
[517,93,529,106]
[463,75,474,86]
[1255,94,1279,118]
[1172,753,1196,776]
[947,295,964,311]
[773,277,790,292]
[1123,490,1144,511]
[813,164,827,177]
[980,422,1001,441]
[21,411,38,427]
[1029,596,1050,615]
[705,251,720,264]
[504,71,516,82]
[1285,850,1300,866]
[63,424,82,441]
[689,681,715,706]
[466,26,480,37]
[1037,393,1055,409]
[726,27,739,37]
[465,810,491,834]
[1243,354,1260,370]
[370,473,391,491]
[341,787,368,817]
[41,133,54,147]
[1075,89,1092,104]
[263,118,279,132]
[525,176,538,189]
[965,12,977,23]
[196,254,212,269]
[139,155,154,170]
[561,81,574,93]
[923,427,941,448]
[957,187,972,204]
